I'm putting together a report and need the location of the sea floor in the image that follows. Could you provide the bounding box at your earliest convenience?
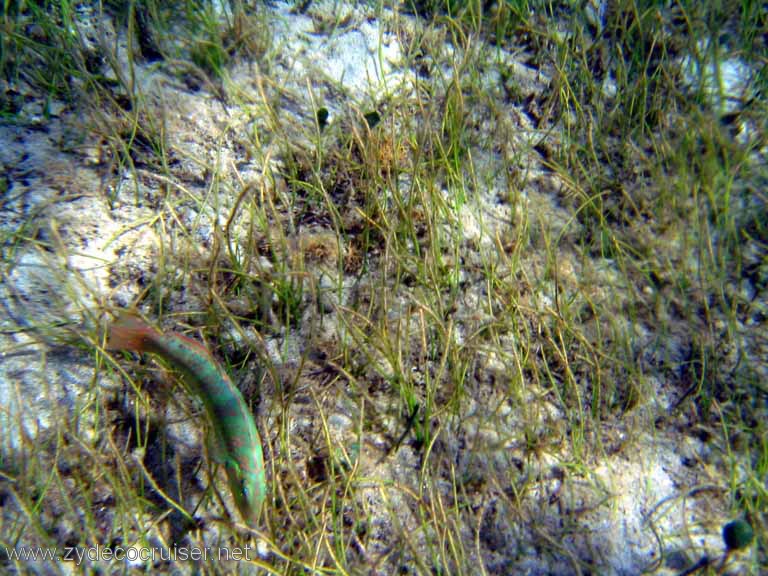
[0,1,765,574]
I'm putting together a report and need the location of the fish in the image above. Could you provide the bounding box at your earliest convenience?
[107,314,266,526]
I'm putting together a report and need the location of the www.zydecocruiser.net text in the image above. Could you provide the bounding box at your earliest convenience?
[4,544,256,565]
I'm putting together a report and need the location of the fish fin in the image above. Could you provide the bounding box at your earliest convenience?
[172,332,214,359]
[206,429,227,465]
[107,314,160,353]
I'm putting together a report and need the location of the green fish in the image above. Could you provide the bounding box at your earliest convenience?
[108,314,266,526]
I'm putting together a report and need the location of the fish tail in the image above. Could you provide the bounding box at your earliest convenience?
[108,315,159,353]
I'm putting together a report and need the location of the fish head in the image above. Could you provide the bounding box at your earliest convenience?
[225,458,262,526]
